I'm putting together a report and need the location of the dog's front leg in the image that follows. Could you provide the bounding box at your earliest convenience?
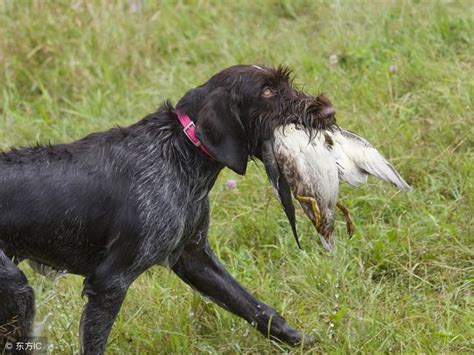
[172,241,314,347]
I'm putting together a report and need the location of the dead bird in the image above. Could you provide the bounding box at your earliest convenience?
[263,124,345,251]
[263,123,411,251]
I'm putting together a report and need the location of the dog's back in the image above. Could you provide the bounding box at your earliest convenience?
[0,132,141,276]
[0,246,35,353]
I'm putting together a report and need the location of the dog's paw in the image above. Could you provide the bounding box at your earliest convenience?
[300,332,319,349]
[272,324,319,348]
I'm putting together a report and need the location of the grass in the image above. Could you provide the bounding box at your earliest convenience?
[1,0,473,353]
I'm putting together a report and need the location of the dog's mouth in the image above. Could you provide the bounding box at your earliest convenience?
[283,94,336,131]
[250,95,336,156]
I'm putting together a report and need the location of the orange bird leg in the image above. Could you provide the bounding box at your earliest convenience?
[336,202,354,238]
[296,195,322,230]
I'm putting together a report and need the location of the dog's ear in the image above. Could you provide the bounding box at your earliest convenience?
[195,87,248,175]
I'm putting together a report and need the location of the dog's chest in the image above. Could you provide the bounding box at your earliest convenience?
[134,184,211,263]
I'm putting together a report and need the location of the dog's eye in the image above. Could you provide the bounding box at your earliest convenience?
[262,87,274,98]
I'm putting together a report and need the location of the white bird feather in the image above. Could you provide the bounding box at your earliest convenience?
[329,127,412,191]
[273,125,339,205]
[273,124,339,251]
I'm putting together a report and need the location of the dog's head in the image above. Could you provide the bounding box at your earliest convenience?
[176,64,335,174]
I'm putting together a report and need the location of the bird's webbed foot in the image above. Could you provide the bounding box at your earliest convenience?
[336,202,354,238]
[296,195,322,229]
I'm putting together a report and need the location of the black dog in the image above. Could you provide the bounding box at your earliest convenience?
[0,65,335,354]
[0,242,35,354]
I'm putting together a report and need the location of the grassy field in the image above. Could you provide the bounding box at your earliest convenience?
[1,0,473,353]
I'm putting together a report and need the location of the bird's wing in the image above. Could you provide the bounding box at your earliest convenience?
[261,138,300,249]
[331,127,412,191]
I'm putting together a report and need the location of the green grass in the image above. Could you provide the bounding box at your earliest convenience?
[1,0,473,353]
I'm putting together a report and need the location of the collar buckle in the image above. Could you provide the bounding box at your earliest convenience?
[176,110,214,160]
[182,121,202,147]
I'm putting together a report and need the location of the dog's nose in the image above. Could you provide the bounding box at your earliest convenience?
[320,106,335,121]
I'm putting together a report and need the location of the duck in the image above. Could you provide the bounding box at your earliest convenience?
[262,123,411,251]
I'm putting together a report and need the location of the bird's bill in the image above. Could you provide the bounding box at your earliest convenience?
[261,139,301,249]
[318,231,335,252]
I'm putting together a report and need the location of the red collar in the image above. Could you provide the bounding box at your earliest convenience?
[176,111,214,160]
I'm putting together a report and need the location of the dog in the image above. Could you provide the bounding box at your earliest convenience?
[0,242,35,354]
[0,64,335,354]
